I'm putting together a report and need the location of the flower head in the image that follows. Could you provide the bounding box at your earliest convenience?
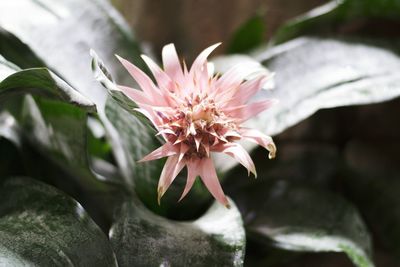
[116,43,276,207]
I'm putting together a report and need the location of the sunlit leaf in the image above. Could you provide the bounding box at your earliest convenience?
[250,37,400,137]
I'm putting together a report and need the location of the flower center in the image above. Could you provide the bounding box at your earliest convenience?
[160,95,239,159]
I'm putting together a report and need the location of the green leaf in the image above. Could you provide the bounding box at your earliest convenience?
[0,177,117,266]
[0,0,144,105]
[0,28,46,69]
[0,55,19,80]
[249,37,400,137]
[110,197,245,267]
[0,62,115,226]
[0,0,141,191]
[104,98,161,196]
[223,142,373,267]
[90,49,153,127]
[245,184,373,267]
[87,116,113,162]
[228,15,265,54]
[0,112,23,179]
[229,178,373,267]
[0,0,159,196]
[273,0,400,44]
[0,67,96,111]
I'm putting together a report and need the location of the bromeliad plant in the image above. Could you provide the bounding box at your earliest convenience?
[112,43,276,207]
[2,0,400,266]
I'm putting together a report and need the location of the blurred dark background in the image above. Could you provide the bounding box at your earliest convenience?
[112,0,328,60]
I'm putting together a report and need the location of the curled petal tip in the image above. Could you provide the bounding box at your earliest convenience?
[157,186,164,205]
[224,200,231,209]
[247,168,257,178]
[267,142,277,159]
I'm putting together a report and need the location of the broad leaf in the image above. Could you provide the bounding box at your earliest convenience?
[273,0,400,44]
[0,61,101,188]
[249,37,400,137]
[246,184,373,267]
[110,196,245,267]
[0,0,152,199]
[0,27,45,69]
[0,0,161,196]
[0,177,117,266]
[0,60,115,227]
[0,0,144,105]
[0,55,19,79]
[0,67,96,111]
[20,96,97,183]
[226,144,373,267]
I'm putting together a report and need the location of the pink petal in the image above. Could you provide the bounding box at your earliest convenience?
[133,107,162,128]
[190,43,221,76]
[141,54,173,91]
[178,143,190,162]
[223,99,278,122]
[199,157,230,208]
[162,44,184,82]
[139,143,178,162]
[194,135,202,151]
[156,128,176,136]
[157,155,185,204]
[218,143,257,177]
[228,75,270,107]
[118,85,154,107]
[212,66,245,100]
[178,160,200,201]
[241,128,277,159]
[116,55,165,105]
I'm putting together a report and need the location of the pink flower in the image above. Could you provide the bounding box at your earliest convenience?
[116,43,277,208]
